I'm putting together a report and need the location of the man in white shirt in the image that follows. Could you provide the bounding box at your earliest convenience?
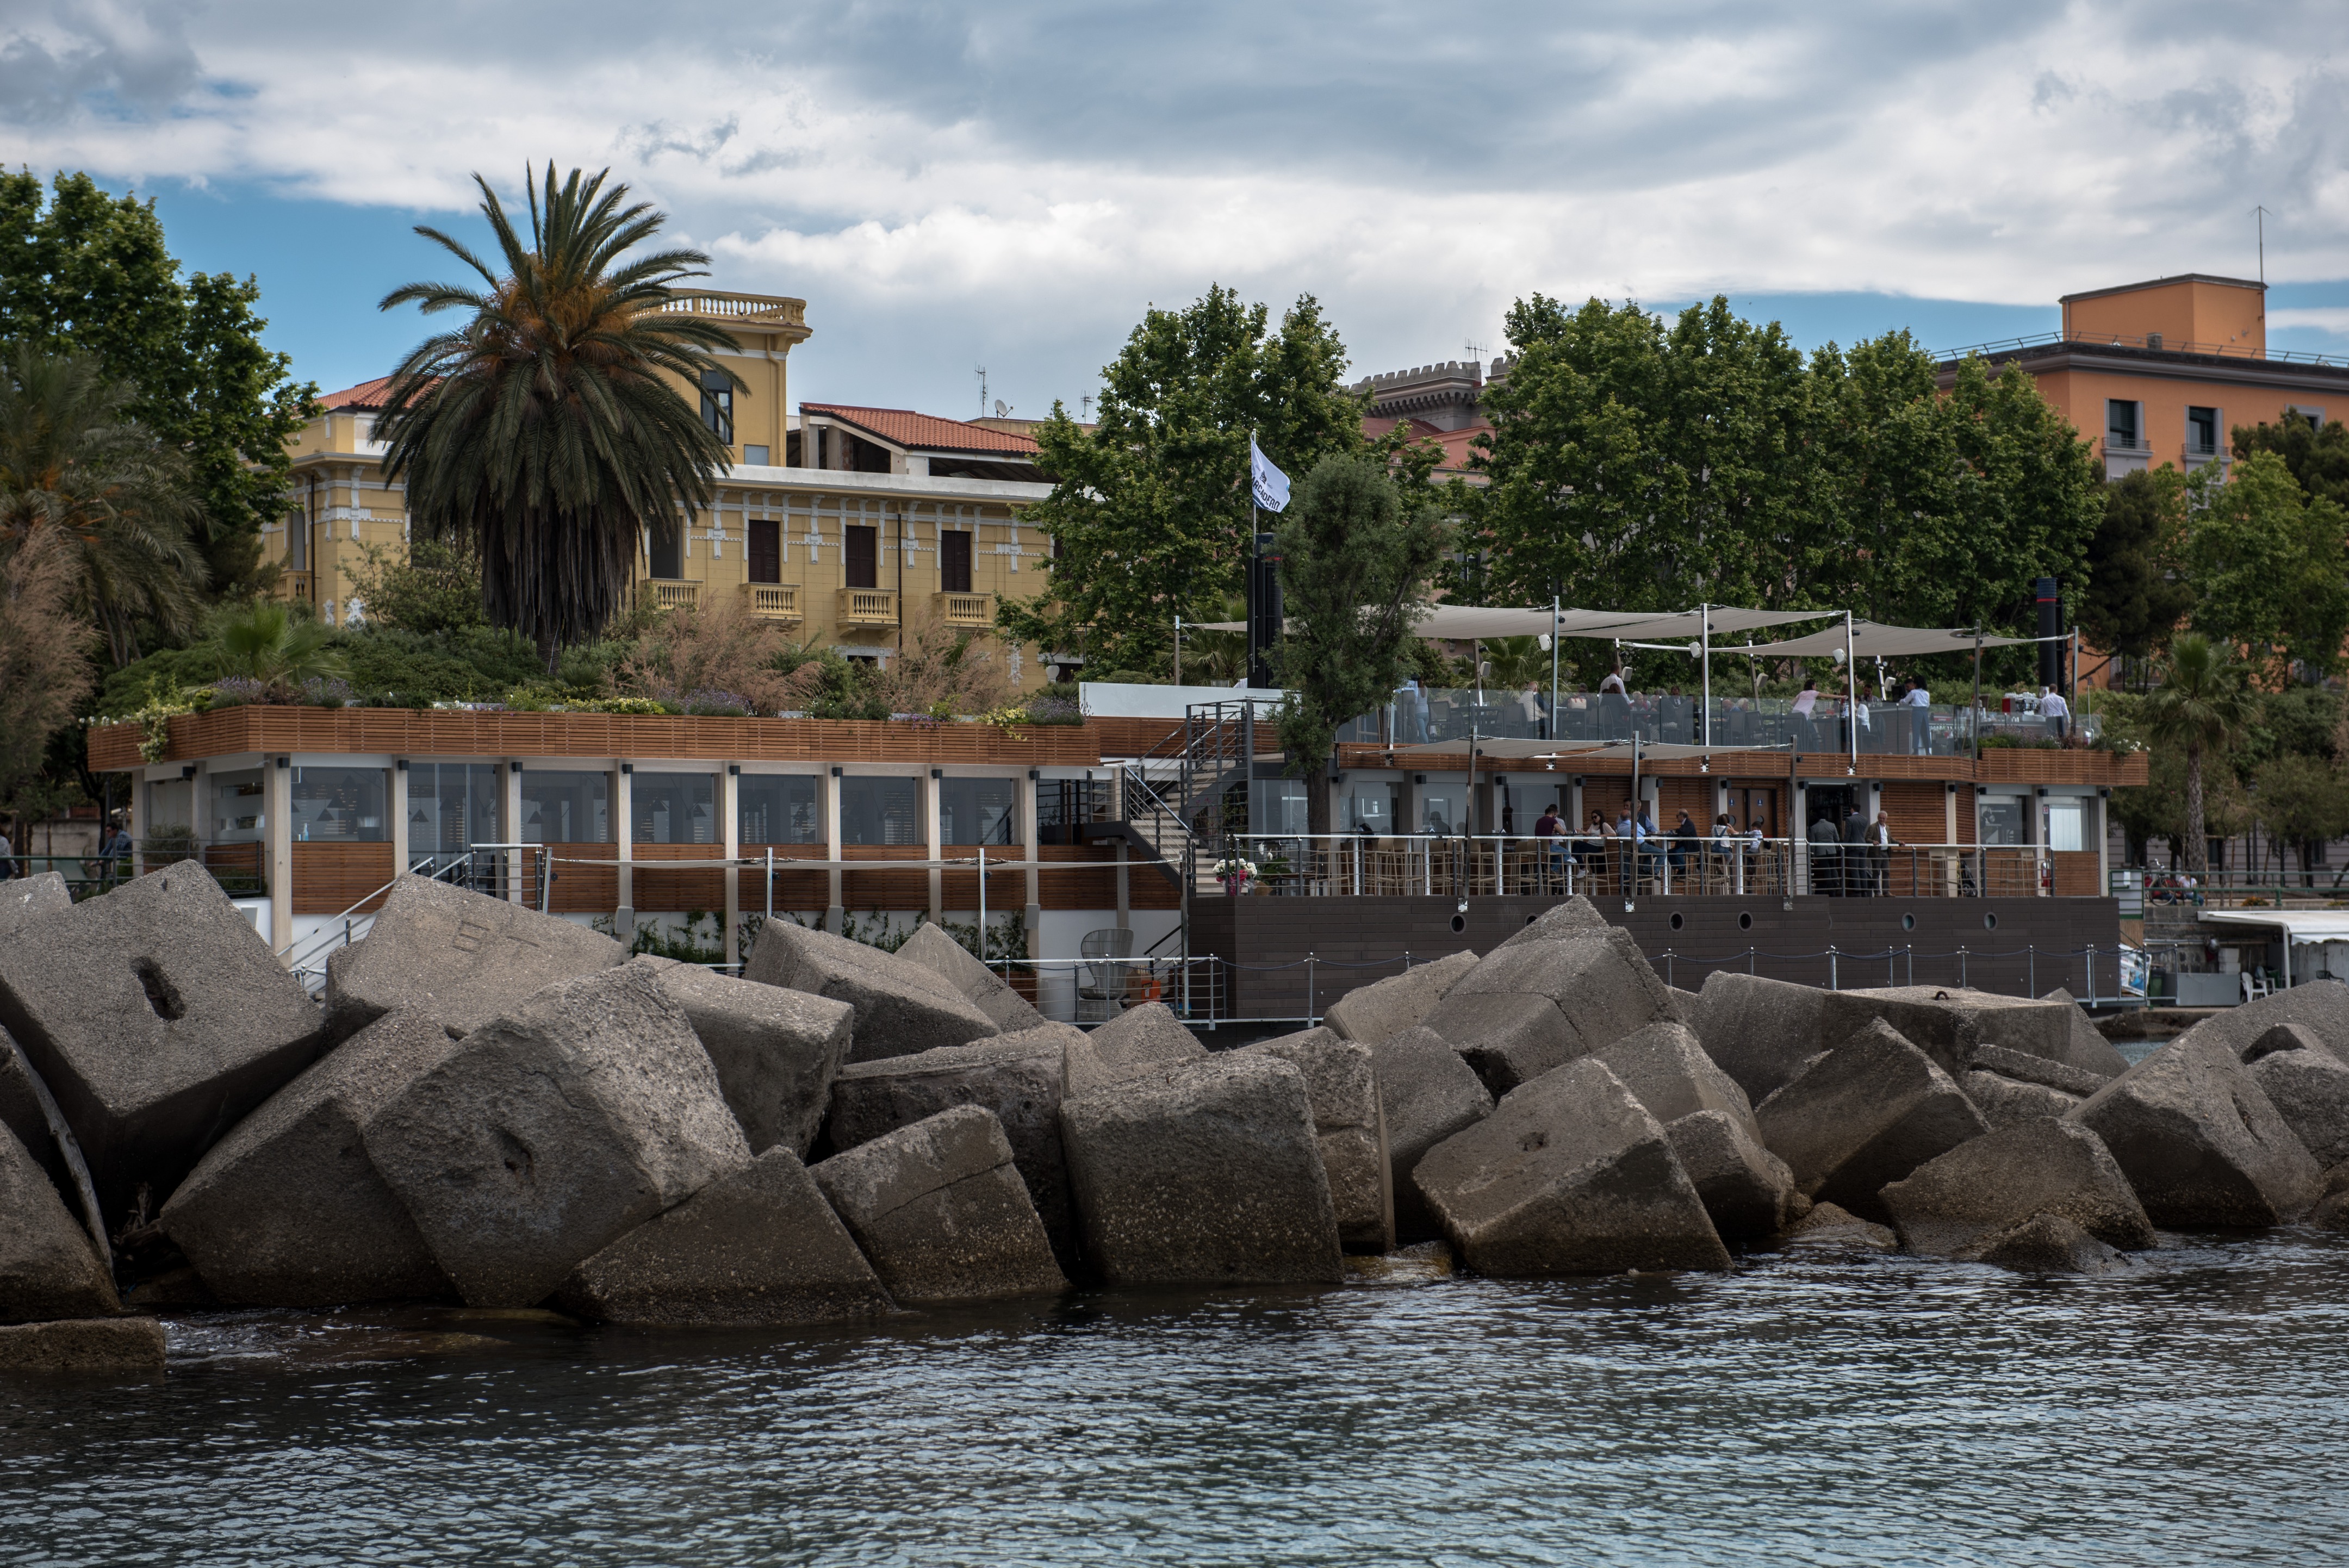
[2040,686,2071,743]
[1901,678,1931,754]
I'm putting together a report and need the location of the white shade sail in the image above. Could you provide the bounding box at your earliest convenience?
[1722,620,2037,658]
[1191,605,1841,638]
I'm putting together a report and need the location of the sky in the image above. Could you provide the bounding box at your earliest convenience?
[4,0,2347,416]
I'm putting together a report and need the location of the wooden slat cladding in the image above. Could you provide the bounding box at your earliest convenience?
[842,844,928,909]
[2052,850,2102,897]
[291,843,396,914]
[740,844,831,912]
[1879,781,1948,847]
[631,842,726,913]
[548,844,619,914]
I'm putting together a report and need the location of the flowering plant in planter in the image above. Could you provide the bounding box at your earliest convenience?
[1213,856,1257,893]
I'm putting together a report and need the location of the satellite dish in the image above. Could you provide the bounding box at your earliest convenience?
[993,399,1009,417]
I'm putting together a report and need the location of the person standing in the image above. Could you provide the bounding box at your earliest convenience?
[1809,800,1842,896]
[0,824,15,880]
[1842,802,1870,897]
[2040,685,2071,744]
[1671,809,1700,889]
[1791,679,1820,751]
[1868,812,1896,898]
[1903,678,1932,755]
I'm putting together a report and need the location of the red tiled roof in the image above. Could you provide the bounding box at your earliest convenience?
[1363,414,1488,472]
[318,376,397,411]
[804,403,1040,456]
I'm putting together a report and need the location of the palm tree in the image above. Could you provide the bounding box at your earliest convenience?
[206,600,348,702]
[2145,633,2255,875]
[0,349,207,663]
[375,165,741,671]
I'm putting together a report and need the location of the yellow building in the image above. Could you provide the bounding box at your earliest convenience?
[276,289,1058,685]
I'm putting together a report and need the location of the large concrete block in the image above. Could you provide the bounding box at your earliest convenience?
[555,1147,895,1327]
[1820,987,2105,1081]
[1780,1200,1897,1255]
[1424,926,1679,1094]
[2245,1038,2349,1171]
[2067,1033,2321,1228]
[321,874,625,1044]
[1368,1025,1494,1243]
[0,1122,119,1324]
[0,1317,163,1376]
[1962,1070,2083,1132]
[896,922,1046,1034]
[0,863,321,1225]
[1754,1019,1991,1222]
[1064,1002,1206,1097]
[632,956,853,1156]
[0,1031,104,1260]
[365,965,751,1307]
[826,1030,1082,1270]
[1665,1109,1796,1241]
[1971,1043,2111,1098]
[2039,989,2133,1078]
[1683,971,1837,1106]
[1323,950,1478,1047]
[0,872,70,938]
[1592,1021,1758,1140]
[160,1010,458,1307]
[1973,1212,2133,1274]
[1495,898,1611,949]
[1061,1054,1343,1286]
[1881,1119,2154,1258]
[812,1105,1066,1303]
[743,919,998,1061]
[1413,1057,1731,1275]
[1238,1028,1393,1254]
[2173,979,2349,1067]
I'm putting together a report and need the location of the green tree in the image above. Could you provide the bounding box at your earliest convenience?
[342,538,488,635]
[1268,455,1449,835]
[1000,287,1366,675]
[0,349,207,662]
[2233,408,2349,509]
[0,532,97,842]
[1937,356,2104,653]
[376,165,739,671]
[206,599,347,702]
[2251,751,2349,885]
[2184,449,2349,677]
[2080,468,2195,658]
[2144,633,2257,875]
[0,171,316,595]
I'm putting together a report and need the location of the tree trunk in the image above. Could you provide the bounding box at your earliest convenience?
[1306,763,1332,840]
[538,630,559,678]
[2185,742,2208,876]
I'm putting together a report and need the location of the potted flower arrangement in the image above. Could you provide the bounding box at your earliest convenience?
[1213,856,1258,896]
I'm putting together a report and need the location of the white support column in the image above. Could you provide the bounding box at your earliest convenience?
[502,762,524,905]
[265,756,294,956]
[1792,782,1809,895]
[1113,767,1130,931]
[614,764,635,940]
[1021,772,1042,960]
[825,768,844,932]
[722,764,741,967]
[390,762,409,878]
[2093,790,2111,898]
[925,770,944,924]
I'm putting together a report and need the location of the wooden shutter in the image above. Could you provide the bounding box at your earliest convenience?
[845,525,878,589]
[941,530,973,593]
[749,519,781,583]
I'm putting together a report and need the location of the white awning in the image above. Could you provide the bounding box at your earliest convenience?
[2198,909,2349,944]
[1722,620,2038,658]
[1192,605,1840,639]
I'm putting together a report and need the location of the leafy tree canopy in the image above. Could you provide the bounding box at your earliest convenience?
[2183,449,2349,679]
[2080,468,2195,659]
[2234,407,2349,510]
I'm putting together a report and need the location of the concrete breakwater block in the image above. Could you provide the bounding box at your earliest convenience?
[1323,950,1477,1048]
[2243,1032,2349,1171]
[1822,987,2120,1082]
[0,872,70,938]
[1368,1025,1493,1245]
[0,1317,165,1377]
[896,922,1046,1035]
[2174,979,2349,1068]
[1413,1057,1732,1277]
[1972,1043,2112,1099]
[1754,1019,1989,1223]
[322,875,625,1046]
[812,1106,1066,1303]
[1238,1028,1394,1255]
[0,1030,106,1262]
[632,956,853,1157]
[1495,898,1611,950]
[366,966,751,1308]
[1680,971,1836,1107]
[1063,1003,1205,1097]
[161,1010,459,1308]
[744,919,999,1062]
[1880,1121,2154,1259]
[2067,1034,2320,1228]
[0,863,321,1227]
[1973,1212,2133,1274]
[1061,1054,1343,1286]
[1591,1021,1760,1140]
[1963,1071,2083,1131]
[0,1122,120,1324]
[1780,1200,1896,1254]
[1425,925,1681,1096]
[557,1147,896,1327]
[1665,1109,1797,1240]
[2039,989,2133,1079]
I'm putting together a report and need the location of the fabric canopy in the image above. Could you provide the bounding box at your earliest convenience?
[1720,620,2037,659]
[1190,605,1838,638]
[2198,909,2349,944]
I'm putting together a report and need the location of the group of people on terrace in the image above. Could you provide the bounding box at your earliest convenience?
[1515,798,1900,897]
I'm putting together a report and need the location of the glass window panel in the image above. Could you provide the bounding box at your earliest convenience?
[1344,783,1397,835]
[1979,800,2027,847]
[634,773,717,845]
[209,768,265,842]
[2044,800,2084,853]
[1418,786,1464,836]
[1248,779,1308,838]
[406,762,501,860]
[841,776,921,845]
[147,779,194,836]
[290,766,387,843]
[521,770,610,844]
[739,774,821,844]
[939,777,1018,845]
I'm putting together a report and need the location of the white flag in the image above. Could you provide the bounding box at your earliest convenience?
[1250,436,1291,513]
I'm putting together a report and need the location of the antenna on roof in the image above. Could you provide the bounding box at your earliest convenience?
[995,399,1010,418]
[2254,206,2270,284]
[1465,340,1486,364]
[975,365,987,419]
[1080,394,1092,422]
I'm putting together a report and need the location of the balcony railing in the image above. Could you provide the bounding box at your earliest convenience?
[280,570,314,604]
[650,291,807,327]
[838,588,899,627]
[644,579,700,612]
[742,582,802,621]
[936,592,994,627]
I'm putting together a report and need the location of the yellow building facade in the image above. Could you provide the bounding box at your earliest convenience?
[275,290,1058,686]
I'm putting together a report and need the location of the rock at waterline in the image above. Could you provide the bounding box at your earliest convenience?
[894,921,1047,1035]
[0,1316,164,1377]
[1779,1201,1897,1255]
[630,955,853,1158]
[1238,1028,1394,1254]
[811,1105,1066,1303]
[1971,1211,2133,1275]
[2244,1036,2349,1171]
[1680,970,1840,1107]
[2067,1033,2320,1228]
[1962,1070,2084,1132]
[1061,1001,1207,1097]
[1422,925,1681,1096]
[2039,988,2135,1079]
[1753,1019,1990,1222]
[742,919,999,1062]
[1367,1025,1493,1244]
[1323,949,1478,1048]
[365,965,751,1308]
[1880,1119,2154,1259]
[1061,1053,1344,1286]
[1665,1109,1798,1240]
[556,1146,895,1327]
[0,1121,120,1324]
[161,1009,459,1308]
[0,1029,105,1261]
[1412,1056,1732,1277]
[1822,986,2121,1082]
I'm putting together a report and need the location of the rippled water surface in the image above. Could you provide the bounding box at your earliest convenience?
[7,1227,2347,1566]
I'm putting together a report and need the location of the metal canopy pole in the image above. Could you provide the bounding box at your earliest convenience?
[1174,615,1183,685]
[1699,601,1711,770]
[1549,596,1559,743]
[1972,623,1984,765]
[1844,611,1857,776]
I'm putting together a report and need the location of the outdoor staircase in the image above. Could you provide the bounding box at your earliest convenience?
[1083,697,1283,897]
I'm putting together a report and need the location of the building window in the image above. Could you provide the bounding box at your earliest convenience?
[407,762,500,861]
[738,775,820,845]
[288,507,308,571]
[749,519,781,584]
[520,770,610,844]
[940,530,973,594]
[633,773,717,845]
[210,769,266,842]
[939,776,1017,845]
[2187,406,2219,456]
[289,766,387,843]
[649,521,683,580]
[840,776,921,845]
[2106,400,2141,450]
[844,524,879,589]
[699,370,734,444]
[743,444,769,465]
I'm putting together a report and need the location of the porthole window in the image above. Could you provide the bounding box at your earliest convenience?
[1525,914,1539,926]
[1984,912,1999,931]
[1669,912,1685,931]
[1901,913,1916,931]
[1450,913,1467,934]
[1738,912,1753,931]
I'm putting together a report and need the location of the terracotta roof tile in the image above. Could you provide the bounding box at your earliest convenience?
[804,403,1040,456]
[318,376,397,411]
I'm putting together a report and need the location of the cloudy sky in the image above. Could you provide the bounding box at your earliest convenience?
[5,0,2346,416]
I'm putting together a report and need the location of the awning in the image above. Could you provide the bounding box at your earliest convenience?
[1722,620,2038,658]
[1191,605,1838,639]
[2198,909,2349,944]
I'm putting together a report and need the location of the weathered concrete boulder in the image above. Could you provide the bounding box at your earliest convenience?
[1592,1021,1759,1140]
[744,918,998,1061]
[1238,1028,1393,1254]
[0,1122,119,1324]
[1880,1120,2154,1258]
[0,1032,104,1259]
[1424,926,1681,1095]
[1973,1042,2112,1097]
[1497,897,1612,949]
[1664,1109,1797,1240]
[1324,950,1478,1047]
[1754,1019,1991,1222]
[1972,1212,2132,1274]
[1063,1002,1205,1097]
[896,921,1047,1034]
[1368,1025,1494,1243]
[2315,1187,2349,1230]
[1780,1200,1896,1254]
[1413,1057,1731,1275]
[322,874,625,1044]
[0,1317,164,1376]
[1962,1071,2083,1131]
[2244,1037,2349,1170]
[825,1029,1083,1270]
[631,956,853,1156]
[1821,987,2120,1081]
[1683,971,1838,1106]
[2172,979,2349,1067]
[811,1106,1066,1303]
[0,871,70,938]
[0,863,321,1225]
[2067,1033,2320,1227]
[2245,1022,2325,1061]
[555,1147,894,1327]
[160,1010,458,1307]
[2040,989,2133,1078]
[365,965,751,1307]
[1061,1054,1342,1285]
